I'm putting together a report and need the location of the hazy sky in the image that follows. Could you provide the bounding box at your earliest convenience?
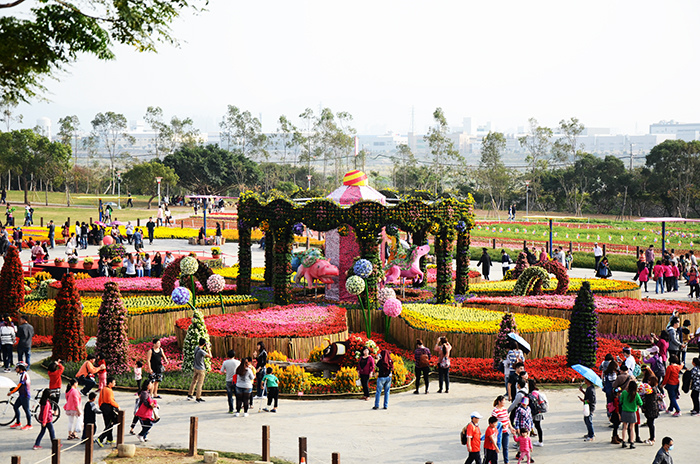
[9,0,700,136]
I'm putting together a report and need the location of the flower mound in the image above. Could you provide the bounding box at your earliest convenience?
[96,282,130,375]
[171,287,191,306]
[207,274,226,293]
[0,246,26,317]
[377,287,396,306]
[567,281,598,367]
[353,259,373,278]
[180,256,199,275]
[345,275,366,295]
[52,274,86,362]
[382,298,402,317]
[400,304,570,334]
[175,304,348,338]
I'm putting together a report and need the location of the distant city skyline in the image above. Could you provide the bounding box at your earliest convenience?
[6,1,700,137]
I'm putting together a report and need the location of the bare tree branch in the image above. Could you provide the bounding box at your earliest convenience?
[0,0,27,9]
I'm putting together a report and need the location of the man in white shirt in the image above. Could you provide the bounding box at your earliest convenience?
[621,346,636,372]
[219,349,240,414]
[593,243,603,273]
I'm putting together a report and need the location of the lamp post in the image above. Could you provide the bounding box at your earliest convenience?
[117,172,122,209]
[156,177,163,207]
[307,175,312,190]
[525,180,530,222]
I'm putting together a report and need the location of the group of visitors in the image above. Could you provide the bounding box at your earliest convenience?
[637,246,700,298]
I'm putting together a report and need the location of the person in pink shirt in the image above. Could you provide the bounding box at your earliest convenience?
[638,266,650,293]
[671,263,680,292]
[653,260,665,294]
[63,378,82,440]
[663,259,674,293]
[514,427,533,463]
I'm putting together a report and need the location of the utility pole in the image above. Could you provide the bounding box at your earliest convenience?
[629,143,633,171]
[525,180,530,222]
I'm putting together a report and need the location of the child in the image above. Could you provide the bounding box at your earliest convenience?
[514,428,532,464]
[462,411,482,464]
[82,392,101,441]
[134,361,143,392]
[681,320,692,365]
[639,266,650,293]
[483,416,500,464]
[262,367,279,413]
[578,379,596,441]
[32,390,55,450]
[64,378,82,440]
[608,387,622,444]
[96,356,107,391]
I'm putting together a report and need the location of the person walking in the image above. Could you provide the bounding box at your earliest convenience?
[32,389,56,449]
[491,395,514,464]
[64,378,82,440]
[528,379,547,447]
[152,252,163,278]
[639,265,650,293]
[81,392,101,441]
[1,316,17,372]
[462,411,483,464]
[501,249,512,277]
[483,416,500,464]
[126,193,133,208]
[215,222,222,246]
[261,367,280,413]
[689,357,700,415]
[234,357,255,416]
[435,336,451,393]
[514,427,532,464]
[8,362,32,429]
[134,379,158,443]
[47,220,55,249]
[252,341,268,403]
[593,243,603,273]
[504,340,525,400]
[219,349,240,414]
[156,206,163,227]
[96,377,119,447]
[578,379,596,442]
[652,437,674,464]
[642,377,661,445]
[146,338,167,398]
[373,349,393,410]
[619,380,643,449]
[413,339,431,394]
[661,355,682,416]
[146,217,156,245]
[666,318,682,361]
[126,222,134,244]
[477,248,493,280]
[357,346,375,401]
[187,338,211,403]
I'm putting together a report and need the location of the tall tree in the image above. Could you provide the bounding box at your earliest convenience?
[518,118,553,210]
[298,108,315,178]
[477,132,510,217]
[552,117,586,215]
[274,115,302,165]
[57,115,80,163]
[0,0,206,102]
[391,144,417,192]
[646,139,700,217]
[424,108,462,195]
[90,111,135,194]
[0,94,22,131]
[219,105,267,159]
[122,160,178,208]
[144,106,199,158]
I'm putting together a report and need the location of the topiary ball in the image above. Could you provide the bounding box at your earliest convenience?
[172,287,191,305]
[207,274,226,293]
[180,256,199,276]
[345,275,366,295]
[382,297,402,317]
[353,259,373,278]
[377,287,396,306]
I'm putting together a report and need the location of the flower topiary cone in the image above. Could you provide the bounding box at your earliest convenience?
[567,280,598,368]
[181,307,211,371]
[0,245,25,318]
[493,312,518,370]
[96,281,130,375]
[52,274,86,362]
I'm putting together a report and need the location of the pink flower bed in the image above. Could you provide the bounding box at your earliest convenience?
[467,294,700,315]
[176,304,347,338]
[426,268,480,283]
[49,277,235,294]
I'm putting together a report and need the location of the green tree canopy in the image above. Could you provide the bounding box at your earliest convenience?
[121,160,178,207]
[0,0,206,102]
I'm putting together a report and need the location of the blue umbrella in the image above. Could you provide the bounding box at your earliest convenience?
[571,364,603,388]
[507,332,531,354]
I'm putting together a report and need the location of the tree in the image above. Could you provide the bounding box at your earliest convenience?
[552,117,586,215]
[96,281,129,375]
[52,274,86,362]
[0,129,71,203]
[163,144,261,195]
[424,108,462,195]
[274,115,302,165]
[144,106,199,158]
[181,308,210,371]
[0,94,22,131]
[219,105,267,159]
[518,118,553,210]
[298,108,315,178]
[477,132,511,217]
[0,245,25,318]
[392,144,417,192]
[90,112,135,194]
[566,281,598,368]
[57,115,80,206]
[121,160,178,208]
[646,139,700,217]
[0,0,206,102]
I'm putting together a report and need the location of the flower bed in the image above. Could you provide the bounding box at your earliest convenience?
[425,267,482,284]
[213,265,265,283]
[21,295,260,339]
[465,294,700,337]
[390,304,569,358]
[46,277,236,298]
[469,277,640,298]
[174,304,349,358]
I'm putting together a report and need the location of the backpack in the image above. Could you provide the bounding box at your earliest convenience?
[531,390,548,414]
[650,357,666,379]
[528,392,541,416]
[460,426,468,445]
[417,353,430,368]
[682,369,693,394]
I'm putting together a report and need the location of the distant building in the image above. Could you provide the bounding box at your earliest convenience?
[649,120,700,142]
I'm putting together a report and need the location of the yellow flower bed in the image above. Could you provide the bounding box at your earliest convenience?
[400,304,570,334]
[469,278,637,295]
[21,294,257,318]
[213,265,265,282]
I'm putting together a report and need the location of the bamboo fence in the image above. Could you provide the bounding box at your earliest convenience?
[468,302,700,337]
[388,317,568,359]
[471,287,641,300]
[346,309,386,334]
[174,326,349,359]
[22,302,261,339]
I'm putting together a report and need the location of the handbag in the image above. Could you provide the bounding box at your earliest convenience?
[583,403,590,416]
[152,406,160,423]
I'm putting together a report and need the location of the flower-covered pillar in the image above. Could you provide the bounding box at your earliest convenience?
[435,223,456,303]
[455,221,470,295]
[263,228,275,287]
[272,226,294,305]
[237,221,252,295]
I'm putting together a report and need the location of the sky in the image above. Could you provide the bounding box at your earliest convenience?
[7,0,700,136]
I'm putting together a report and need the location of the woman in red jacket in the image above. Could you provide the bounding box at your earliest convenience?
[32,390,56,450]
[661,355,683,417]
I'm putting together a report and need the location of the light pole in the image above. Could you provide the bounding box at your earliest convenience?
[525,180,530,222]
[117,172,122,209]
[307,175,312,190]
[156,177,163,207]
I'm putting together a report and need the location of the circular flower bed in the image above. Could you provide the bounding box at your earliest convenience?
[466,294,700,337]
[469,278,640,298]
[21,294,259,339]
[390,303,569,358]
[174,304,349,358]
[47,277,236,298]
